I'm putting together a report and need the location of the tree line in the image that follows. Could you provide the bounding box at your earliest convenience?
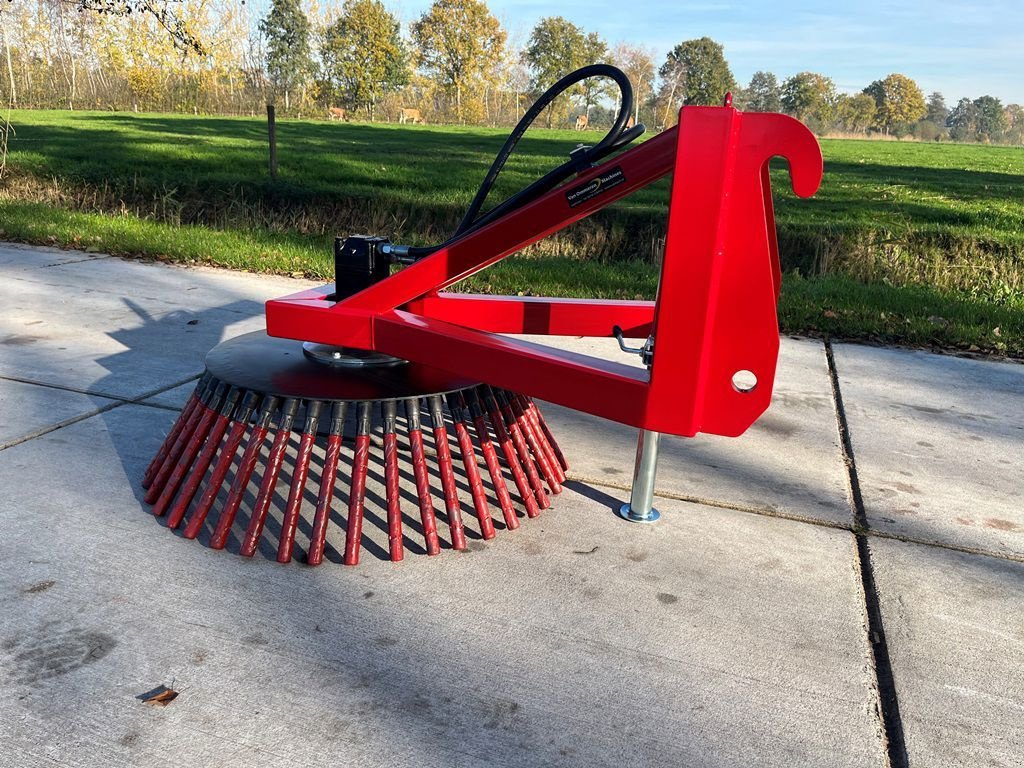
[0,0,1021,144]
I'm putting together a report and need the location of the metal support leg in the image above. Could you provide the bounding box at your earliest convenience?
[618,429,661,523]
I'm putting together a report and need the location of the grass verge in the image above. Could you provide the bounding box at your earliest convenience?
[1,201,1018,357]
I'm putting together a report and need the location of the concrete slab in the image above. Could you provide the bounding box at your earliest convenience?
[870,538,1024,766]
[531,336,850,526]
[0,404,884,768]
[0,378,118,448]
[833,344,1024,557]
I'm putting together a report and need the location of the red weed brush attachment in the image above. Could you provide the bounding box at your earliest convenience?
[142,63,822,564]
[142,333,565,565]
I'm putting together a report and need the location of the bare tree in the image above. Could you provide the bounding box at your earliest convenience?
[611,42,655,124]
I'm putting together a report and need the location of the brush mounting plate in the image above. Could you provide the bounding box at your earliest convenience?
[301,342,406,369]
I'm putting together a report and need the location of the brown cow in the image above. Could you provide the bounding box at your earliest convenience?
[328,107,348,121]
[399,108,424,124]
[574,114,588,131]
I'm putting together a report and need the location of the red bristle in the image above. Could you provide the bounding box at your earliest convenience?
[517,394,566,485]
[165,409,232,530]
[344,435,370,566]
[143,392,198,489]
[241,399,299,558]
[383,401,404,562]
[277,400,322,564]
[508,393,561,494]
[482,389,540,519]
[466,394,518,530]
[150,387,224,517]
[308,402,346,566]
[343,403,372,566]
[407,427,441,556]
[208,397,276,551]
[144,394,208,504]
[496,391,549,510]
[529,398,569,472]
[429,396,466,551]
[307,433,341,566]
[186,393,262,536]
[449,395,495,541]
[183,418,246,539]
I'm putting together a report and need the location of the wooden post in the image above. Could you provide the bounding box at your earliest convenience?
[266,104,278,181]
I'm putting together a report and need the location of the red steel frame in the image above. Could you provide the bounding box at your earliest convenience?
[266,105,823,438]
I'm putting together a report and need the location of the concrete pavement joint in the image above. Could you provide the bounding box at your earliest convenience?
[0,374,200,451]
[131,400,188,413]
[567,474,1024,567]
[567,473,825,523]
[826,343,867,532]
[87,372,203,407]
[0,400,125,452]
[865,528,1024,565]
[0,371,202,405]
[827,340,908,768]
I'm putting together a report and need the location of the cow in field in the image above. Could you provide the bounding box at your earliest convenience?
[399,108,424,124]
[328,107,348,121]
[574,114,588,131]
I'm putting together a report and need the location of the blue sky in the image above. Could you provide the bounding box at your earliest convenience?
[392,0,1024,104]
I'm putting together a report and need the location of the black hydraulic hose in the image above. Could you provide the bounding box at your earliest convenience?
[457,64,634,234]
[404,64,643,259]
[456,122,646,236]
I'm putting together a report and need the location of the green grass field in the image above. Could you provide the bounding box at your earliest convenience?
[2,110,1022,356]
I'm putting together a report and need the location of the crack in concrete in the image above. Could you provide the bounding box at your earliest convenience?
[41,255,113,268]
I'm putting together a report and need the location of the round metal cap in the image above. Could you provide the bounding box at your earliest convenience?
[301,342,406,368]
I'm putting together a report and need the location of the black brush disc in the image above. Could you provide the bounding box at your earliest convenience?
[204,330,479,402]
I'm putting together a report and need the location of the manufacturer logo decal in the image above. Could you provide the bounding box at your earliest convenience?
[565,166,626,208]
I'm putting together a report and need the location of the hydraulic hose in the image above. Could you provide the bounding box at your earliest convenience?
[403,64,644,259]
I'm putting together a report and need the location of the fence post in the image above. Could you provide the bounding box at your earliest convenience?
[267,104,277,181]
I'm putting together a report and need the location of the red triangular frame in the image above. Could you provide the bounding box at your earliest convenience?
[267,106,822,438]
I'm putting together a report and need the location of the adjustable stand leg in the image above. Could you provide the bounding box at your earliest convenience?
[618,429,661,523]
